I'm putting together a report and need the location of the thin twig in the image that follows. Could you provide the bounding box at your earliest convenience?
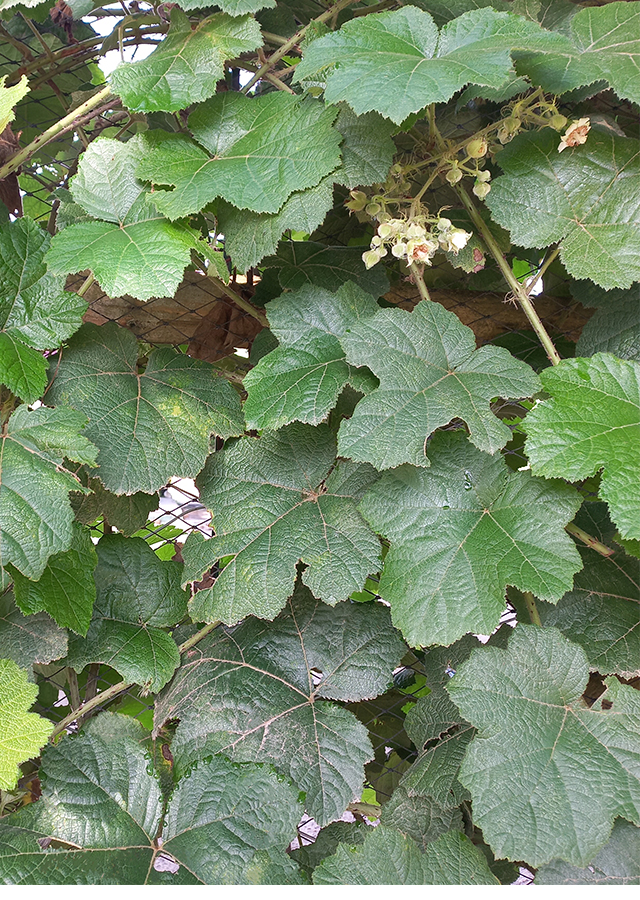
[525,247,560,297]
[208,276,269,327]
[566,522,615,558]
[76,273,95,297]
[65,669,81,712]
[522,591,542,626]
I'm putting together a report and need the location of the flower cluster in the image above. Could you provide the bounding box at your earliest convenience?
[362,216,472,270]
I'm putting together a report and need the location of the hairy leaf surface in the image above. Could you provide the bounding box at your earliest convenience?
[0,593,67,674]
[486,129,640,289]
[261,240,390,296]
[66,535,188,691]
[0,659,52,791]
[156,583,405,825]
[448,625,640,866]
[536,819,640,885]
[576,286,640,362]
[338,300,540,470]
[182,424,381,624]
[524,354,640,540]
[244,282,379,430]
[137,93,341,217]
[110,9,262,112]
[360,430,582,646]
[47,322,244,495]
[0,405,97,580]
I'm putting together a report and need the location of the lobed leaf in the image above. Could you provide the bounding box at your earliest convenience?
[0,659,52,791]
[536,819,640,885]
[0,593,67,675]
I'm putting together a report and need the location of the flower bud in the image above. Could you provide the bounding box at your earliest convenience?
[377,223,393,239]
[365,202,382,216]
[467,138,488,158]
[391,241,407,258]
[436,218,452,231]
[371,235,383,247]
[362,250,380,269]
[446,166,463,185]
[473,181,491,200]
[405,222,426,240]
[475,169,491,183]
[346,190,368,211]
[549,114,568,131]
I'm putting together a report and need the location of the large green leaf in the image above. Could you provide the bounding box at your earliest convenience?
[410,1,510,30]
[46,138,206,302]
[538,533,640,679]
[182,423,381,625]
[177,0,275,13]
[0,217,87,403]
[575,286,640,363]
[313,826,498,884]
[0,593,67,675]
[486,129,640,290]
[0,405,97,580]
[536,819,640,885]
[243,282,379,430]
[0,659,53,791]
[47,322,244,495]
[359,430,582,646]
[66,534,188,692]
[216,177,335,273]
[337,300,540,471]
[294,6,570,124]
[448,624,640,867]
[9,522,97,635]
[516,2,640,105]
[0,722,303,883]
[0,73,29,133]
[71,472,157,536]
[156,582,405,825]
[110,9,262,112]
[332,104,397,189]
[524,353,640,541]
[136,93,341,218]
[261,240,390,296]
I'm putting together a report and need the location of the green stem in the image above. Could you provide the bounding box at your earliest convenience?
[522,591,542,626]
[208,276,269,327]
[65,668,81,712]
[0,86,113,181]
[241,0,361,94]
[409,263,432,302]
[76,273,95,297]
[566,522,614,558]
[454,184,562,366]
[49,621,221,740]
[524,247,560,297]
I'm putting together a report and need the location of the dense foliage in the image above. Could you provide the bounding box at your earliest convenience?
[0,0,638,885]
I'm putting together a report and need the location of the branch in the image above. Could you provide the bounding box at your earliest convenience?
[566,522,615,558]
[208,276,269,327]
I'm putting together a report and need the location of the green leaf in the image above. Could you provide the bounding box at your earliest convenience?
[332,104,396,189]
[524,353,640,540]
[47,322,244,495]
[0,405,97,580]
[156,582,405,826]
[536,819,640,885]
[410,1,511,30]
[313,826,499,884]
[0,659,52,791]
[486,129,640,290]
[0,593,67,674]
[0,74,28,133]
[176,0,275,14]
[0,721,303,883]
[359,430,583,646]
[538,537,640,679]
[110,9,262,112]
[182,423,382,625]
[448,624,640,867]
[216,176,335,274]
[261,240,390,296]
[294,7,570,124]
[0,217,87,403]
[71,473,157,536]
[516,2,640,105]
[243,282,379,430]
[9,522,97,635]
[46,138,206,302]
[66,534,188,692]
[291,822,366,877]
[575,286,640,363]
[337,300,541,471]
[137,93,341,217]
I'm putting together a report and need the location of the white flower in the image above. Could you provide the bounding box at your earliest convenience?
[558,117,590,152]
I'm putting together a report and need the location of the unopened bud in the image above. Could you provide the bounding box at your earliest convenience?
[467,138,488,158]
[549,114,568,131]
[446,166,463,185]
[365,202,382,216]
[391,241,407,258]
[362,250,380,269]
[475,169,491,183]
[473,181,491,200]
[346,190,367,211]
[377,223,393,239]
[436,218,452,231]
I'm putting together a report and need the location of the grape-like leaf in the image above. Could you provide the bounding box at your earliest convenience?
[486,129,640,290]
[136,93,341,217]
[410,1,510,30]
[313,826,499,884]
[575,286,640,363]
[156,582,405,825]
[448,624,640,866]
[110,9,262,112]
[66,534,188,692]
[337,300,541,471]
[47,322,244,495]
[243,282,379,430]
[538,534,640,680]
[261,240,390,296]
[516,2,640,105]
[536,819,640,885]
[182,423,381,625]
[9,522,97,635]
[71,471,157,536]
[0,721,303,884]
[176,0,275,14]
[294,6,570,124]
[216,176,335,274]
[0,405,97,580]
[524,353,640,541]
[0,593,67,674]
[46,138,206,302]
[0,659,53,791]
[332,104,396,189]
[359,430,583,646]
[0,217,87,403]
